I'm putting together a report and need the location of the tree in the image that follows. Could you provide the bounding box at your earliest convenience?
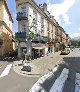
[71,40,78,46]
[78,41,80,46]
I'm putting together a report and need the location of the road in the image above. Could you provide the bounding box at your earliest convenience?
[37,48,80,92]
[0,48,80,92]
[0,61,38,92]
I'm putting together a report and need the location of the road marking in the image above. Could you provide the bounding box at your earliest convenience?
[28,66,58,92]
[49,68,69,92]
[0,64,12,78]
[75,73,80,92]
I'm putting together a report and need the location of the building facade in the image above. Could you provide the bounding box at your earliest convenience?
[16,0,67,58]
[0,0,13,56]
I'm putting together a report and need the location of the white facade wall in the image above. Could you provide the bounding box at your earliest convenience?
[44,19,47,36]
[49,23,52,39]
[28,6,34,33]
[37,13,41,35]
[17,3,28,33]
[53,25,56,39]
[3,5,12,31]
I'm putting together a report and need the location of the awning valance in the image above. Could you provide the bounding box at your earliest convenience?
[32,45,47,49]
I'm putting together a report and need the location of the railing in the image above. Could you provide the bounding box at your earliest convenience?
[32,34,40,41]
[15,32,52,43]
[16,12,28,21]
[15,32,27,41]
[40,36,50,43]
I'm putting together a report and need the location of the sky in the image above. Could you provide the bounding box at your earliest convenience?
[6,0,80,38]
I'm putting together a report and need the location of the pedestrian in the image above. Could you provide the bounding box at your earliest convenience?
[22,55,25,65]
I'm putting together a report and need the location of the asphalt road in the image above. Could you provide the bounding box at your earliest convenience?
[0,48,80,92]
[40,48,80,92]
[0,61,38,92]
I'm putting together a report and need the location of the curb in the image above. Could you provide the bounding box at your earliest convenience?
[13,64,40,77]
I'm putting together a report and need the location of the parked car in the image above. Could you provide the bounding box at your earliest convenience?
[60,47,70,55]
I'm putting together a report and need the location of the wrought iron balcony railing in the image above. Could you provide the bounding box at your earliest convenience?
[16,12,28,21]
[15,32,27,41]
[15,32,51,43]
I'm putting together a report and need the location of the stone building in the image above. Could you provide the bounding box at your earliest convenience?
[0,0,13,56]
[15,0,67,58]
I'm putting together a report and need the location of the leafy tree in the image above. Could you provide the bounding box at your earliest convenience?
[71,40,78,46]
[78,41,80,46]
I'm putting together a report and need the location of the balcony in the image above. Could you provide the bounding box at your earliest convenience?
[15,32,28,41]
[40,36,49,43]
[16,12,28,21]
[15,32,51,43]
[32,34,40,42]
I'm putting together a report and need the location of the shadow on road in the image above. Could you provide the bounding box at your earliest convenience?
[62,57,80,72]
[0,56,20,63]
[38,56,80,92]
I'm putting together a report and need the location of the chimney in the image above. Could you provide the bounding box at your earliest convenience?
[50,16,54,20]
[43,3,47,12]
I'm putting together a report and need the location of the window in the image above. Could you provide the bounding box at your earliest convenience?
[22,24,26,32]
[21,6,26,12]
[41,17,44,33]
[33,11,37,33]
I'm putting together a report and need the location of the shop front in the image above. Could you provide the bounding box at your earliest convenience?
[32,43,47,59]
[48,43,54,54]
[18,41,32,58]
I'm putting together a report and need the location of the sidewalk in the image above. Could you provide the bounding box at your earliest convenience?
[13,51,64,77]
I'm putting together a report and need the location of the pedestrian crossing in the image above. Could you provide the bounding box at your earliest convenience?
[75,73,80,92]
[1,63,80,92]
[29,68,80,92]
[49,68,69,92]
[0,64,12,78]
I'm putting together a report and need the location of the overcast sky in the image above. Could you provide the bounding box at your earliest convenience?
[6,0,80,38]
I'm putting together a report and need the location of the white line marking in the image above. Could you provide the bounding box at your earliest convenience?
[28,66,58,92]
[75,73,80,92]
[49,68,69,92]
[0,64,12,78]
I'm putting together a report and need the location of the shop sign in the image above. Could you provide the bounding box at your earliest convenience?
[48,44,53,47]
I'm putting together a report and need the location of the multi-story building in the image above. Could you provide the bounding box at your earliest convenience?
[0,0,13,56]
[55,22,67,51]
[15,0,57,58]
[15,0,67,58]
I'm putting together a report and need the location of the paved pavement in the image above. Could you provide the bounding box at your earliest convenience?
[13,51,65,77]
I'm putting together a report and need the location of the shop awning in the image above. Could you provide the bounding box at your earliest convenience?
[32,46,47,49]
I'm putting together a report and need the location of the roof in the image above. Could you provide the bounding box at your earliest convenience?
[3,0,13,22]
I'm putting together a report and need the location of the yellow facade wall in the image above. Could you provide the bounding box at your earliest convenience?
[0,1,3,20]
[2,25,13,55]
